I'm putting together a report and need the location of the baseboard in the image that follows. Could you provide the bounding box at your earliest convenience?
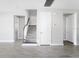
[51,44,63,46]
[22,44,38,46]
[0,40,14,43]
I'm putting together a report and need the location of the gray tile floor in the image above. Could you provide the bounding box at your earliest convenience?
[0,40,79,58]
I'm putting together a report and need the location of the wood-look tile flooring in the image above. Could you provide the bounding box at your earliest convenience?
[0,40,78,58]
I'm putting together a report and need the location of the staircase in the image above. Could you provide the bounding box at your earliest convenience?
[23,25,36,43]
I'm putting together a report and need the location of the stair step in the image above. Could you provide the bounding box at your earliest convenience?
[24,25,36,43]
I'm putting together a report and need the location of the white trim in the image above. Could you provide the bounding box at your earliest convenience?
[51,44,63,46]
[73,13,77,45]
[0,40,14,42]
[22,44,38,46]
[22,44,64,46]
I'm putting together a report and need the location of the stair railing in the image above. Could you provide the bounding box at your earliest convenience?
[23,17,30,40]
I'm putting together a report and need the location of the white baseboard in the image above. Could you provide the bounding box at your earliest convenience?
[51,44,63,46]
[22,44,38,46]
[22,43,64,46]
[0,40,14,43]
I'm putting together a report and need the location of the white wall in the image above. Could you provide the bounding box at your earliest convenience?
[27,10,37,25]
[37,8,64,45]
[39,8,78,45]
[0,12,14,42]
[0,0,45,12]
[1,7,77,45]
[0,10,28,42]
[52,0,79,10]
[77,13,79,45]
[0,0,79,44]
[51,11,63,45]
[29,16,37,25]
[0,0,44,43]
[51,9,78,45]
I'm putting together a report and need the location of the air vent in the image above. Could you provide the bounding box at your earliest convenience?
[44,0,54,7]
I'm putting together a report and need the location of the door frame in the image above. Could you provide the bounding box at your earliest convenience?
[14,15,25,42]
[63,13,77,45]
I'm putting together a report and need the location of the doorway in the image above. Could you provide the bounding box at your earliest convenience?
[23,9,37,44]
[14,16,25,41]
[63,13,75,46]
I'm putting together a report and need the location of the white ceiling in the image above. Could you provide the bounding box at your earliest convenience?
[0,0,79,12]
[52,0,79,10]
[0,0,45,12]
